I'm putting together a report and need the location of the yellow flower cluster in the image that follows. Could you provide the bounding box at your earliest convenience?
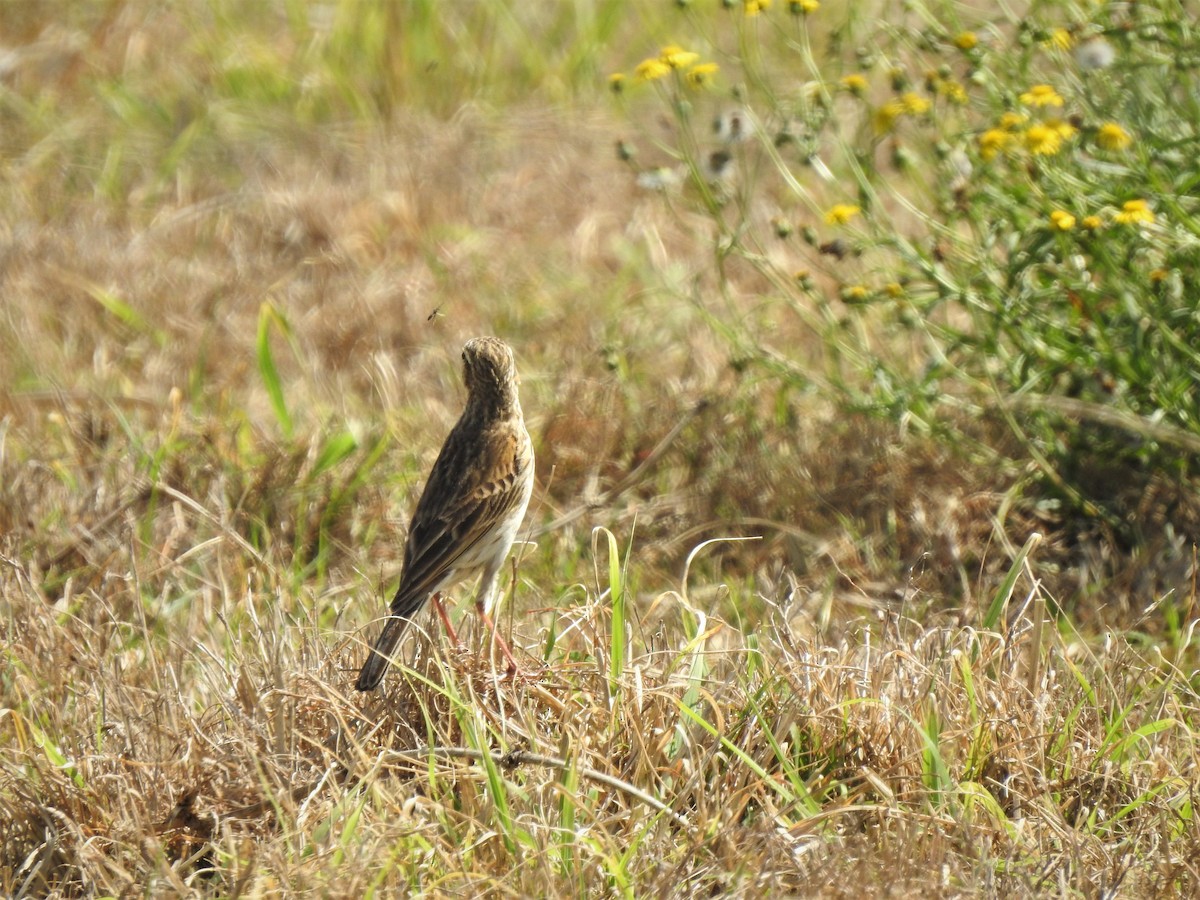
[634,58,670,82]
[978,129,1010,161]
[1017,124,1056,154]
[1044,202,1155,232]
[935,78,968,104]
[874,91,931,133]
[900,92,931,114]
[979,94,1084,160]
[617,45,719,90]
[1044,28,1073,51]
[1025,120,1076,155]
[688,63,719,88]
[923,68,968,104]
[1096,122,1132,152]
[1113,199,1154,225]
[745,0,772,14]
[840,74,868,96]
[978,112,1029,160]
[1049,210,1076,231]
[1019,84,1064,108]
[660,45,698,69]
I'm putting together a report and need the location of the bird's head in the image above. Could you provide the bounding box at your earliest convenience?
[461,337,520,408]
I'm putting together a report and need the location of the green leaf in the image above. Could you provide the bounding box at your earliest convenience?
[29,717,85,789]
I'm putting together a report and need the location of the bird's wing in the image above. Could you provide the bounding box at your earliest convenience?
[386,420,528,619]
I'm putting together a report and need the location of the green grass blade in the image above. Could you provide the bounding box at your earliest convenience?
[982,532,1042,630]
[311,430,359,477]
[593,526,626,695]
[257,301,294,439]
[675,697,800,824]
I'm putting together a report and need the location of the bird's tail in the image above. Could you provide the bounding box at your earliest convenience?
[355,616,409,691]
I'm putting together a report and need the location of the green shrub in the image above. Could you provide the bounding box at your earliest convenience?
[610,0,1200,535]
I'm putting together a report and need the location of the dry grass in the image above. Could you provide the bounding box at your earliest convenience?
[2,2,1198,896]
[5,520,1198,895]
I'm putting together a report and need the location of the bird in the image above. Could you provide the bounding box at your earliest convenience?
[355,337,534,692]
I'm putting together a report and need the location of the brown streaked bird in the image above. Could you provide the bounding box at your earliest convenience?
[355,337,534,692]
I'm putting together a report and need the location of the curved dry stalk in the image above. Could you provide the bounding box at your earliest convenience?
[381,745,693,830]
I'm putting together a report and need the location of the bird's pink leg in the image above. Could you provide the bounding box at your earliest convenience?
[431,593,462,647]
[476,602,520,676]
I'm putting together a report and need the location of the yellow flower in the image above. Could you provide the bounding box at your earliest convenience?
[840,74,868,96]
[1024,123,1064,155]
[686,63,719,88]
[1150,268,1169,283]
[660,45,699,69]
[789,0,819,12]
[900,91,931,114]
[841,284,870,303]
[954,31,979,51]
[874,100,905,133]
[1096,122,1132,151]
[824,203,861,225]
[1113,199,1154,225]
[1049,119,1077,140]
[998,111,1028,131]
[1019,84,1064,107]
[1050,210,1076,230]
[979,128,1011,161]
[744,0,772,14]
[937,79,968,103]
[1081,215,1103,230]
[608,73,626,93]
[885,282,904,298]
[1045,28,1073,51]
[635,58,671,81]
